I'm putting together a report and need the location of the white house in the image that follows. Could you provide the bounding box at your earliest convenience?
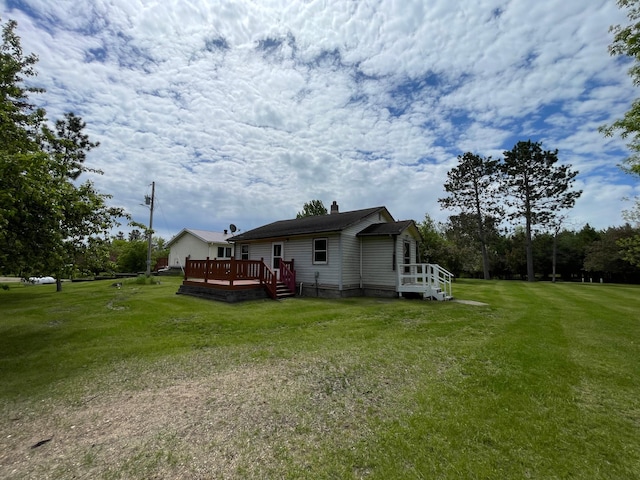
[166,229,234,270]
[226,202,452,299]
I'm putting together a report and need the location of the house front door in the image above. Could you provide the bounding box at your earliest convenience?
[403,240,411,273]
[401,240,412,284]
[272,242,283,279]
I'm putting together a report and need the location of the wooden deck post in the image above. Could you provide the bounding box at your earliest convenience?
[260,258,264,285]
[204,257,209,283]
[184,257,189,280]
[230,257,235,286]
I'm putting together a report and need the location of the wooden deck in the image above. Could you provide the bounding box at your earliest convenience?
[179,258,296,302]
[178,279,269,303]
[182,278,262,289]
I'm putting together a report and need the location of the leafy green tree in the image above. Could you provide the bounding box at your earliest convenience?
[0,18,46,272]
[532,232,554,280]
[128,229,142,241]
[501,140,582,281]
[584,224,640,282]
[552,226,593,281]
[439,152,501,279]
[117,240,148,273]
[602,0,640,175]
[618,207,640,266]
[74,237,112,276]
[416,214,448,266]
[618,235,640,267]
[108,235,167,273]
[152,236,169,268]
[440,214,483,278]
[0,18,44,155]
[0,18,124,288]
[296,199,328,218]
[109,238,129,266]
[490,229,515,279]
[504,227,528,280]
[618,200,640,266]
[41,112,99,179]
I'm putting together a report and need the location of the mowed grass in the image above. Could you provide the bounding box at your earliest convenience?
[0,277,639,479]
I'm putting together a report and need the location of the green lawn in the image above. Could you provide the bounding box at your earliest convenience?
[1,277,639,479]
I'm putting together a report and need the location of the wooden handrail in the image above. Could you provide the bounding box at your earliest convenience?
[183,257,283,299]
[280,260,296,295]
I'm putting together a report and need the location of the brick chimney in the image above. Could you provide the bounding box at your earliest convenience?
[330,200,339,214]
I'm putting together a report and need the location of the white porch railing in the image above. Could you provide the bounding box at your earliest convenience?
[397,263,454,300]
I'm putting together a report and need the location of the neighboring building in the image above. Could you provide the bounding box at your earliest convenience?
[227,202,430,298]
[166,229,234,270]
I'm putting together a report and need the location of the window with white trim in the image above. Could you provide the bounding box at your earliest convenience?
[240,244,249,260]
[313,238,328,264]
[217,246,232,258]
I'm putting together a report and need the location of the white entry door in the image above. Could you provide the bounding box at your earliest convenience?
[272,242,283,279]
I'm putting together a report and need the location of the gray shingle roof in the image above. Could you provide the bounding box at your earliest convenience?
[228,206,389,242]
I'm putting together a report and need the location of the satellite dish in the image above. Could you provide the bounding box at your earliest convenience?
[229,224,237,233]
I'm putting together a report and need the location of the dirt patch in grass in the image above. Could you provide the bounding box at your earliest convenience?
[0,353,404,479]
[452,299,489,306]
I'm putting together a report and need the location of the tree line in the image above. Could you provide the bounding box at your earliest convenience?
[71,230,170,277]
[427,0,640,284]
[437,143,582,282]
[418,214,640,283]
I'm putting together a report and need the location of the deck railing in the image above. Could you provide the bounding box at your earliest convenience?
[280,259,296,296]
[183,257,280,299]
[398,263,454,299]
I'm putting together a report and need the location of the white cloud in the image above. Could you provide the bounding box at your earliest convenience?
[1,0,637,239]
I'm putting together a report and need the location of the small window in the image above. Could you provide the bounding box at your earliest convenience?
[217,246,232,258]
[241,244,249,260]
[313,238,328,264]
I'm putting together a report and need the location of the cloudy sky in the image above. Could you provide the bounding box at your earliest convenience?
[2,0,639,239]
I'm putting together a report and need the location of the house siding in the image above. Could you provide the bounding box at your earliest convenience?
[225,208,422,299]
[168,231,234,269]
[240,242,271,263]
[341,210,394,290]
[361,236,397,288]
[244,234,343,287]
[169,234,209,267]
[284,210,398,295]
[360,230,419,294]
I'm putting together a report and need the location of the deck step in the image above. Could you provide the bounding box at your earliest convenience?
[276,282,295,299]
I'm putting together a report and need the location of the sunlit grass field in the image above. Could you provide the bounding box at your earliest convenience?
[1,277,639,479]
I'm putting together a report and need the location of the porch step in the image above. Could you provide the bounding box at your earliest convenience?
[423,287,452,301]
[276,282,295,299]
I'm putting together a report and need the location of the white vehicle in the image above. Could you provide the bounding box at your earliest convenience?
[22,276,56,285]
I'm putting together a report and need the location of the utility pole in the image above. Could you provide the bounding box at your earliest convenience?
[145,181,155,277]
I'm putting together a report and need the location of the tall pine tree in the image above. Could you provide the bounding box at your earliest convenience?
[439,152,501,280]
[500,140,581,282]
